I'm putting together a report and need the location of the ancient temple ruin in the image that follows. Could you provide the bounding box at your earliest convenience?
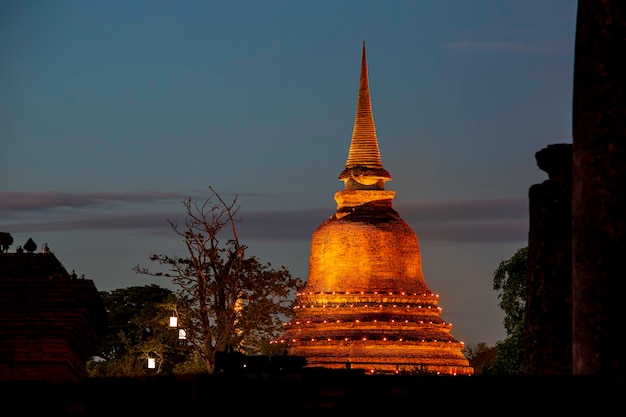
[277,42,473,375]
[0,235,107,382]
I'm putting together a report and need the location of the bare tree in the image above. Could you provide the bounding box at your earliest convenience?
[134,186,303,373]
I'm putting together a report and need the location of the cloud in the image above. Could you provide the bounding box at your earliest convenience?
[237,208,332,241]
[442,41,548,54]
[413,219,527,242]
[397,197,528,242]
[0,191,188,211]
[396,197,527,223]
[0,192,528,243]
[2,213,185,233]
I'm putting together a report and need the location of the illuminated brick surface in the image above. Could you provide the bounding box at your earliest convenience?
[279,42,472,375]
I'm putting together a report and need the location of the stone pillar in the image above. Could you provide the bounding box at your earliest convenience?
[572,0,626,376]
[524,143,572,375]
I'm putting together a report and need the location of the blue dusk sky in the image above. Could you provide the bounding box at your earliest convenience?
[1,1,577,347]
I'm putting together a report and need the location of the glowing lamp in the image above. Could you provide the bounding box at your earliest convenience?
[147,358,156,369]
[169,316,178,327]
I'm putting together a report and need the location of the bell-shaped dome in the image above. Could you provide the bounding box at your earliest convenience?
[306,204,431,295]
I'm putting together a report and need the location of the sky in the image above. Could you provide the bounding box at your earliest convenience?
[1,0,577,347]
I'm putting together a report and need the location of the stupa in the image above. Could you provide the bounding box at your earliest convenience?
[277,42,473,375]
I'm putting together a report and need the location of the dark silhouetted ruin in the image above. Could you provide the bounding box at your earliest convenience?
[525,143,573,375]
[571,0,626,377]
[0,235,107,383]
[523,0,626,378]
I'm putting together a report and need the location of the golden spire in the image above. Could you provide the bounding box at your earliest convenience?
[339,41,391,189]
[346,40,383,168]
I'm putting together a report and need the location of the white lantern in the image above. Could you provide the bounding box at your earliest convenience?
[169,316,178,327]
[147,358,156,369]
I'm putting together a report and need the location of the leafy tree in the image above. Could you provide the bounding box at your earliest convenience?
[87,284,196,377]
[484,246,527,375]
[133,187,304,373]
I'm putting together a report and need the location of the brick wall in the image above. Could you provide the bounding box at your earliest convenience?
[0,253,107,382]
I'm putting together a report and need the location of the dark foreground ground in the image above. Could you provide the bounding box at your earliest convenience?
[1,368,624,415]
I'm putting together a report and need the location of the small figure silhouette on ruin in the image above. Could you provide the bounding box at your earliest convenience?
[23,238,37,254]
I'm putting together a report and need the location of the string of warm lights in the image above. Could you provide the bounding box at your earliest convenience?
[294,304,443,309]
[295,295,442,310]
[297,291,439,296]
[271,337,465,344]
[290,360,469,376]
[284,319,452,326]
